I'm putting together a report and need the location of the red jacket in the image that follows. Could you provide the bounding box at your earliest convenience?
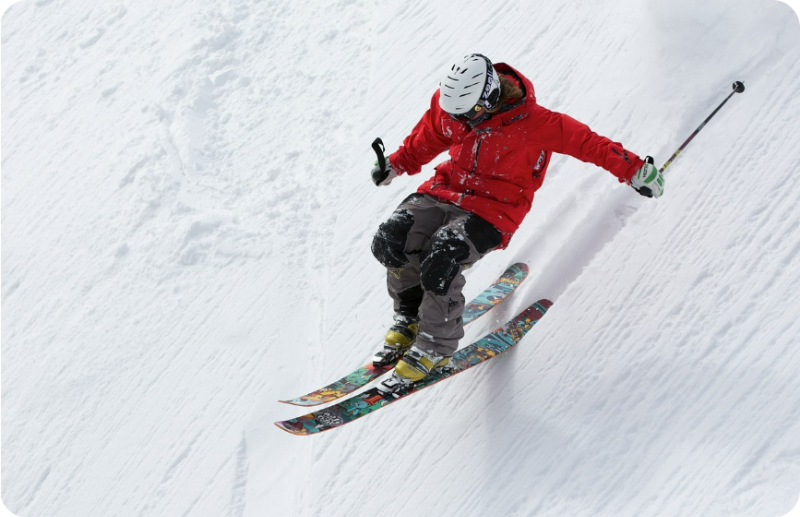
[388,63,644,247]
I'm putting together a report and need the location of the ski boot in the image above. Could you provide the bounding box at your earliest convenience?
[379,344,453,393]
[372,314,419,367]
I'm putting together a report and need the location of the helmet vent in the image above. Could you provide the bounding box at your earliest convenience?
[438,53,497,116]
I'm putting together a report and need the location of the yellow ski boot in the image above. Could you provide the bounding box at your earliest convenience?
[372,315,419,367]
[393,345,453,384]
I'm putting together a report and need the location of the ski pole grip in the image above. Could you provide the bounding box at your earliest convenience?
[371,137,388,185]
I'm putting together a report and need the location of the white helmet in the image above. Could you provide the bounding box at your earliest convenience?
[439,54,501,116]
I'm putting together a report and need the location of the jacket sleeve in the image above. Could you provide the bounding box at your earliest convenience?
[528,104,643,183]
[388,91,453,176]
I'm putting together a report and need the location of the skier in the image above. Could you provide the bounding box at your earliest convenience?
[370,53,664,386]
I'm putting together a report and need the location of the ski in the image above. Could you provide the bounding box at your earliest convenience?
[278,263,530,407]
[275,299,552,436]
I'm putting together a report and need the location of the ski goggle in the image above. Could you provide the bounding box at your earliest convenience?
[450,103,487,121]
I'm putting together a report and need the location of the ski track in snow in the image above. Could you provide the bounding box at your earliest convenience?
[3,0,800,516]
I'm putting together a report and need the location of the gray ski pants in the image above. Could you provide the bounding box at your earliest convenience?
[371,194,503,356]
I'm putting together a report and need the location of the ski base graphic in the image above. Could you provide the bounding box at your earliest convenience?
[279,263,530,407]
[275,299,552,436]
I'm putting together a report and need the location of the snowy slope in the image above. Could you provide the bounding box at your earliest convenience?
[2,0,800,516]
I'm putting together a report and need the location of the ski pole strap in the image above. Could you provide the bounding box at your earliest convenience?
[659,81,745,174]
[371,137,388,184]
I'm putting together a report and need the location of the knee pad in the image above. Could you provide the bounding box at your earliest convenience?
[420,227,470,296]
[371,209,414,269]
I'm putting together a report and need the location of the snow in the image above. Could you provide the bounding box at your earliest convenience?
[2,0,800,516]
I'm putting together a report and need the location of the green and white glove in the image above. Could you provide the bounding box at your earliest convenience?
[630,156,665,198]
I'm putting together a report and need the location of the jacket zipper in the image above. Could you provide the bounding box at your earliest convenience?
[459,137,484,203]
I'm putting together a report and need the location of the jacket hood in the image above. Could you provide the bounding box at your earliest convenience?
[495,62,536,105]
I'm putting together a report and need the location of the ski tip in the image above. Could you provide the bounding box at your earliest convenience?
[498,262,529,284]
[278,396,341,407]
[274,421,305,436]
[275,418,338,437]
[510,262,529,274]
[274,419,319,436]
[278,398,312,407]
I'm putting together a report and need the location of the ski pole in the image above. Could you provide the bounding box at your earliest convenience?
[371,137,388,185]
[660,81,745,174]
